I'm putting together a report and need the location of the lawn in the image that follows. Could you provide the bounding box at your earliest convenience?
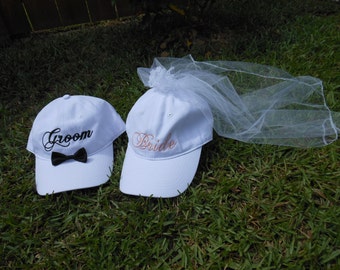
[1,0,339,269]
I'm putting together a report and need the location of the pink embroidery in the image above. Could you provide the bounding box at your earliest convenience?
[132,132,176,151]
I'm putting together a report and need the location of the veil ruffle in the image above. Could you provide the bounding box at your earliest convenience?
[137,55,339,147]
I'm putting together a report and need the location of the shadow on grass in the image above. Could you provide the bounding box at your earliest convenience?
[1,0,338,109]
[1,1,339,268]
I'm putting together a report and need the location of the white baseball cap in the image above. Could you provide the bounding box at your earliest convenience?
[27,94,125,195]
[119,88,213,198]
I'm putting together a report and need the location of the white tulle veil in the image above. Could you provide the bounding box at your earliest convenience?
[137,55,339,147]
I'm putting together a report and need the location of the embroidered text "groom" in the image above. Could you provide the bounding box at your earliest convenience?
[42,128,93,151]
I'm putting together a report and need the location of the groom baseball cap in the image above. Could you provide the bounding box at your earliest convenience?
[27,94,125,195]
[119,88,213,198]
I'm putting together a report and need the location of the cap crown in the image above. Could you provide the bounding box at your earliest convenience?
[126,89,213,160]
[27,95,125,159]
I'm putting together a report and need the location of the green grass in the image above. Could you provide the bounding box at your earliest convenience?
[1,0,340,269]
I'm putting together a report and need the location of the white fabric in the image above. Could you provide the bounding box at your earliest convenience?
[27,95,125,195]
[120,146,201,198]
[137,55,340,147]
[120,89,213,198]
[35,145,113,195]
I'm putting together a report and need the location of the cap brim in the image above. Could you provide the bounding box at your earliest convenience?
[119,145,202,198]
[35,144,114,195]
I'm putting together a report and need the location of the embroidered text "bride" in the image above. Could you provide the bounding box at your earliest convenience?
[132,132,176,152]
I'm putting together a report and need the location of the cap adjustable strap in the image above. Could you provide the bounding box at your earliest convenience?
[51,147,87,166]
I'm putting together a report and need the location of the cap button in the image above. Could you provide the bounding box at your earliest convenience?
[63,94,71,99]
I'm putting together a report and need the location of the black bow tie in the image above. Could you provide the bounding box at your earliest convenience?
[51,147,87,166]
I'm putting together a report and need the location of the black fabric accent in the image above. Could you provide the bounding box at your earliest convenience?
[51,147,87,166]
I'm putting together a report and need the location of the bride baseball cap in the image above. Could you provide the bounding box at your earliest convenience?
[27,94,125,195]
[119,88,213,198]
